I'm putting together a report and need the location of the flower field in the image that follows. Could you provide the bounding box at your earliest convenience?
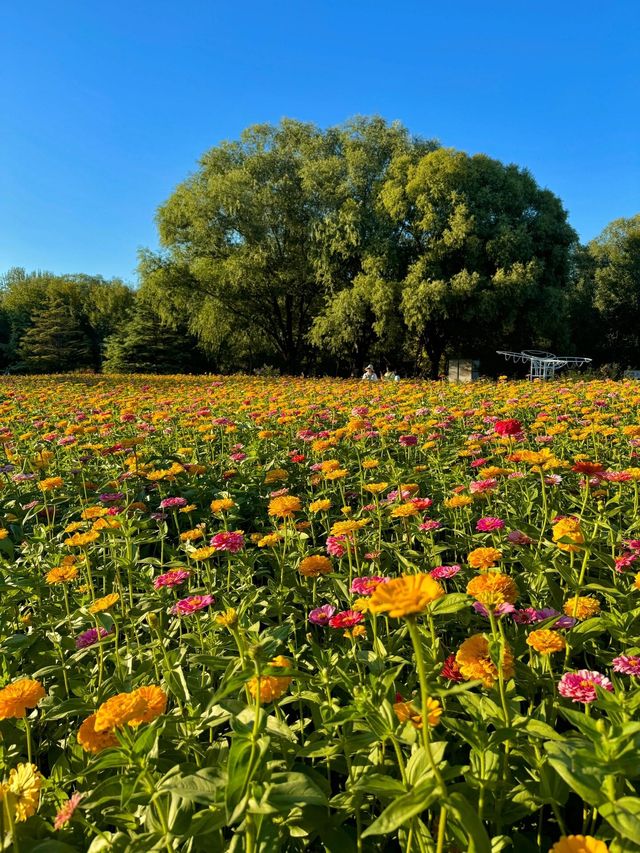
[2,376,640,852]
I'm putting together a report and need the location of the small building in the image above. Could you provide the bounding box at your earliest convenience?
[448,358,480,383]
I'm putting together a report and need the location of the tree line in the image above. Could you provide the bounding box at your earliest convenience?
[2,117,639,377]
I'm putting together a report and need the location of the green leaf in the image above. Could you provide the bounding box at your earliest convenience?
[429,593,470,615]
[361,780,438,836]
[600,797,640,842]
[265,771,328,809]
[161,768,226,804]
[448,792,492,853]
[544,740,606,806]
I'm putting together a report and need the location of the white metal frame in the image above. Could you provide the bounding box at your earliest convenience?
[496,350,591,380]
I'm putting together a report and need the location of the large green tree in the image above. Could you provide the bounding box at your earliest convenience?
[17,294,93,373]
[140,117,436,373]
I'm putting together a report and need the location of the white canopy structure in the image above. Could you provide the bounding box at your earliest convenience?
[496,350,591,380]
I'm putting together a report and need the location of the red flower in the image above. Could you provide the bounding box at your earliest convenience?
[328,610,364,629]
[440,654,464,682]
[494,419,522,437]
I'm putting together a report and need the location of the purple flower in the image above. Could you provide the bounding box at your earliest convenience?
[473,602,516,619]
[160,497,188,509]
[309,604,336,626]
[99,493,124,503]
[75,627,113,649]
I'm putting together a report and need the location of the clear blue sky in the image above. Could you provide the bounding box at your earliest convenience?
[2,0,639,283]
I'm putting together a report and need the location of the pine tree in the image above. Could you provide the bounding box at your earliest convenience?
[18,296,93,373]
[103,301,204,373]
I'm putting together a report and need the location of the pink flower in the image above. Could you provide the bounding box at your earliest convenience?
[230,452,247,462]
[615,553,638,572]
[172,594,215,616]
[309,604,336,625]
[350,576,388,595]
[475,516,505,532]
[612,655,640,676]
[160,497,188,509]
[419,519,442,532]
[507,530,533,545]
[430,564,461,580]
[326,535,347,558]
[558,670,613,703]
[544,474,563,486]
[153,569,190,589]
[210,531,245,553]
[54,792,84,830]
[625,540,640,552]
[473,602,516,618]
[469,478,498,494]
[329,610,364,629]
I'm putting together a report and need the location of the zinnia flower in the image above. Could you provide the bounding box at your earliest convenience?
[328,610,364,629]
[268,496,302,518]
[369,573,444,618]
[95,692,147,732]
[75,627,113,649]
[393,697,442,728]
[77,713,118,753]
[475,517,505,532]
[248,655,292,703]
[494,419,522,436]
[557,670,613,703]
[440,654,464,682]
[46,565,78,584]
[88,593,120,614]
[430,564,461,580]
[612,655,640,676]
[4,763,42,821]
[298,555,333,577]
[159,497,188,509]
[153,568,190,589]
[350,576,388,595]
[467,573,518,608]
[210,530,245,552]
[54,791,84,830]
[326,535,347,557]
[309,604,336,625]
[467,547,502,570]
[552,518,584,552]
[172,594,215,616]
[549,836,609,853]
[456,634,514,687]
[526,628,566,654]
[563,596,600,620]
[127,685,167,726]
[0,679,46,719]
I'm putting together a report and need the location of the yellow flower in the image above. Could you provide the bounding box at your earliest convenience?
[0,679,46,719]
[268,496,302,518]
[258,533,283,548]
[363,482,388,494]
[390,502,419,518]
[210,498,235,513]
[4,763,42,821]
[0,528,8,539]
[190,546,217,561]
[362,460,379,469]
[552,518,584,552]
[216,608,238,628]
[81,506,109,520]
[248,656,292,703]
[467,547,502,571]
[64,531,100,547]
[324,468,348,481]
[180,527,205,542]
[343,624,367,640]
[456,634,514,688]
[466,573,518,607]
[549,836,609,853]
[46,565,78,584]
[89,593,120,614]
[526,629,566,655]
[38,476,64,491]
[369,573,444,618]
[330,519,369,536]
[264,469,288,484]
[445,495,473,509]
[298,555,333,577]
[308,499,331,513]
[393,698,442,729]
[563,596,600,620]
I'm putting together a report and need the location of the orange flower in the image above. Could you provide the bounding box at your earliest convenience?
[248,656,292,703]
[46,565,78,584]
[563,596,600,620]
[89,593,119,614]
[94,692,147,732]
[268,496,302,518]
[552,518,584,552]
[298,555,332,577]
[0,679,46,719]
[456,634,514,688]
[394,697,442,728]
[526,629,566,655]
[466,573,518,608]
[77,713,118,753]
[369,573,444,618]
[467,547,502,571]
[127,686,167,726]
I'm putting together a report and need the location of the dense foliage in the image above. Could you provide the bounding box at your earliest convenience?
[1,119,639,377]
[1,374,640,851]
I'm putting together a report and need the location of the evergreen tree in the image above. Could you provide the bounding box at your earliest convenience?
[18,295,93,373]
[103,300,205,373]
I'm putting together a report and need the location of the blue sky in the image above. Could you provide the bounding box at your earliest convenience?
[2,0,639,283]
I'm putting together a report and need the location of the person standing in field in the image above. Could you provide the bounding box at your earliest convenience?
[361,364,378,381]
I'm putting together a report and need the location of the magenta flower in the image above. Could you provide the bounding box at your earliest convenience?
[612,655,640,676]
[558,670,613,703]
[419,519,442,532]
[153,569,190,589]
[398,435,418,447]
[329,610,364,629]
[99,493,124,503]
[210,530,245,553]
[309,604,336,626]
[160,497,188,509]
[350,576,388,596]
[75,627,113,649]
[430,564,461,580]
[615,553,638,572]
[326,535,347,558]
[475,517,505,532]
[172,594,215,616]
[473,602,516,618]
